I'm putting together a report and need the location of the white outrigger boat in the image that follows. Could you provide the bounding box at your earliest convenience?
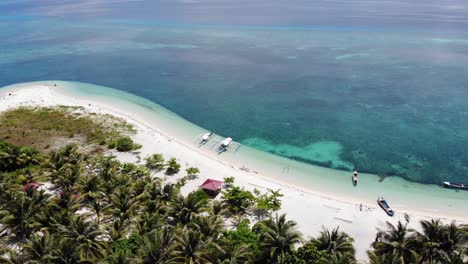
[200,132,213,144]
[219,137,232,152]
[352,170,359,186]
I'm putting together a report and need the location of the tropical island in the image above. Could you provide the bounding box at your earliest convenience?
[0,82,467,263]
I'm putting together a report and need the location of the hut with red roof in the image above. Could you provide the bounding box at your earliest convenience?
[199,179,223,196]
[23,182,43,192]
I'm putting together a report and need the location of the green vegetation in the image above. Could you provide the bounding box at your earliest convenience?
[116,137,134,152]
[145,153,165,171]
[222,186,255,214]
[186,167,200,179]
[254,188,283,218]
[0,109,467,263]
[0,106,135,152]
[368,218,468,264]
[224,176,235,187]
[165,157,181,175]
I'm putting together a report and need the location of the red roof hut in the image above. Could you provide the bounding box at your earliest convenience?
[23,182,43,192]
[199,179,223,196]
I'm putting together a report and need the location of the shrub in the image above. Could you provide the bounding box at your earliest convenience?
[221,186,255,214]
[165,157,181,175]
[186,167,200,179]
[223,176,235,187]
[145,153,165,171]
[116,137,134,152]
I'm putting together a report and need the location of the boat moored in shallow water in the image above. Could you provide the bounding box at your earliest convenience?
[377,197,394,216]
[219,137,232,152]
[352,170,359,186]
[443,182,468,191]
[200,132,213,143]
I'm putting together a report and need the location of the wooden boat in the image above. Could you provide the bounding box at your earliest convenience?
[219,137,232,152]
[200,132,213,143]
[352,170,358,186]
[443,182,468,191]
[377,197,394,216]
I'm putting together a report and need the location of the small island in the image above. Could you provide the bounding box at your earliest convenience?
[0,82,467,263]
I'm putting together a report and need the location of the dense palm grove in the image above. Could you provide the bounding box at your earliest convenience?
[0,140,467,263]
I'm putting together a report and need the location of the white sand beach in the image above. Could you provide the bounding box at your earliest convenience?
[1,81,467,261]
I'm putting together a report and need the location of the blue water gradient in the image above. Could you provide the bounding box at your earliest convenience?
[1,1,468,184]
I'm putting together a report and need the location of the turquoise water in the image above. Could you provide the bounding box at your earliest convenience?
[5,80,468,218]
[1,2,468,185]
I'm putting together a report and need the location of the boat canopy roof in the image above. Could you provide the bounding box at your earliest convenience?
[221,137,232,146]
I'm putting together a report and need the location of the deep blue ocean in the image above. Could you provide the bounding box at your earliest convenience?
[1,0,468,184]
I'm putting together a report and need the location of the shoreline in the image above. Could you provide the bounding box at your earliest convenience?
[1,80,467,260]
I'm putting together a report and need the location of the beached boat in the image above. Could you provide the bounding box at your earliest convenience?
[352,170,358,186]
[201,132,213,143]
[219,137,232,151]
[443,182,468,191]
[377,197,394,216]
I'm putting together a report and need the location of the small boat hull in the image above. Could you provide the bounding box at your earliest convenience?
[352,171,358,186]
[377,197,394,217]
[200,132,213,144]
[443,182,468,191]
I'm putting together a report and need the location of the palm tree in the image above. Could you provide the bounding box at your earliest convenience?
[77,174,105,202]
[416,219,467,263]
[0,249,25,264]
[47,144,85,171]
[57,214,108,260]
[367,250,403,264]
[169,194,206,226]
[169,230,218,264]
[0,192,41,239]
[190,215,224,239]
[22,231,56,263]
[38,191,82,231]
[138,228,174,264]
[216,244,254,264]
[50,237,93,264]
[371,221,419,263]
[258,214,303,264]
[0,143,39,172]
[135,212,164,236]
[313,227,355,256]
[107,251,133,264]
[111,187,138,223]
[88,199,111,224]
[319,252,356,264]
[209,200,231,219]
[51,163,82,193]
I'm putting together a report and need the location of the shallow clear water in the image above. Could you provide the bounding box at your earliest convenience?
[1,1,468,184]
[5,80,467,218]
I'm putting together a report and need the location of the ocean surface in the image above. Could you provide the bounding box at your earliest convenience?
[1,0,468,184]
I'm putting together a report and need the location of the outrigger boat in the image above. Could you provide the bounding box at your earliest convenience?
[377,197,394,216]
[200,132,213,144]
[352,170,358,186]
[219,137,232,152]
[443,182,468,191]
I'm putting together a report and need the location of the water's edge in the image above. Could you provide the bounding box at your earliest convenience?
[2,80,468,220]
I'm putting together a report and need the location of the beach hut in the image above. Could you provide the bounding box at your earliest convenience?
[23,182,43,192]
[199,179,224,196]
